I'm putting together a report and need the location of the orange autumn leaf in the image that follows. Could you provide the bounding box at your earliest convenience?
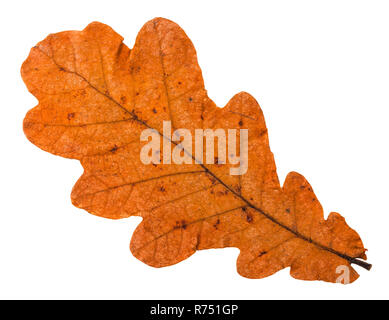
[22,18,370,283]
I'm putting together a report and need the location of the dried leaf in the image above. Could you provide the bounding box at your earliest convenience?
[22,18,370,283]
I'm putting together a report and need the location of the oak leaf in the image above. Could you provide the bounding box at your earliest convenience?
[22,18,370,283]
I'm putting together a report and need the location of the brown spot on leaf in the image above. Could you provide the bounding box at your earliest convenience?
[246,212,253,223]
[110,145,118,153]
[259,129,267,137]
[258,251,267,258]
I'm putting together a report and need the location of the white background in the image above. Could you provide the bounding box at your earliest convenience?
[0,0,388,299]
